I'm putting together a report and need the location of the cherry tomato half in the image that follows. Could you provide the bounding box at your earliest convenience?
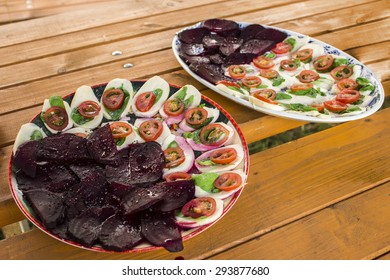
[252,89,278,105]
[298,70,320,83]
[44,106,69,131]
[185,107,208,126]
[260,69,279,79]
[200,123,230,146]
[241,76,262,88]
[138,119,163,141]
[228,65,246,79]
[271,42,292,55]
[135,91,156,112]
[292,48,313,62]
[280,59,299,71]
[102,89,125,110]
[110,122,133,139]
[164,147,185,168]
[323,99,348,112]
[310,103,325,112]
[181,197,216,218]
[330,65,353,81]
[336,89,360,104]
[313,55,334,72]
[337,78,358,90]
[290,83,313,92]
[253,55,275,69]
[165,172,192,182]
[78,101,101,118]
[214,172,243,192]
[210,147,237,165]
[163,98,185,116]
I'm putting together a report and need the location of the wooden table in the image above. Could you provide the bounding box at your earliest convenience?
[0,0,389,260]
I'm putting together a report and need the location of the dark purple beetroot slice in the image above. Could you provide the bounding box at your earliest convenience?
[180,43,206,56]
[179,53,210,65]
[121,184,168,216]
[155,180,195,212]
[191,63,232,84]
[255,28,288,43]
[15,169,50,191]
[141,211,183,252]
[239,39,275,55]
[240,24,265,42]
[178,27,210,44]
[219,37,243,56]
[99,215,143,251]
[45,165,78,193]
[76,169,107,205]
[67,213,101,247]
[209,53,225,65]
[69,162,104,180]
[224,52,258,66]
[202,34,225,49]
[128,142,164,184]
[203,18,240,37]
[37,133,90,163]
[64,195,87,221]
[87,124,120,166]
[23,189,65,229]
[13,140,39,177]
[108,182,136,199]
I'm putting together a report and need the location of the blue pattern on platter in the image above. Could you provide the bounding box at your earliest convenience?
[172,21,384,123]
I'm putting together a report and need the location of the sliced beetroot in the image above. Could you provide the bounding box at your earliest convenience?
[209,53,225,64]
[87,124,120,166]
[76,169,107,205]
[219,37,243,56]
[121,184,168,216]
[45,165,78,193]
[202,34,225,49]
[64,195,87,221]
[99,215,143,251]
[203,18,240,37]
[255,28,287,43]
[179,53,210,65]
[178,27,210,44]
[69,162,104,180]
[224,52,258,65]
[37,133,90,163]
[13,140,39,177]
[141,210,183,252]
[23,189,65,229]
[15,169,50,191]
[127,142,165,184]
[240,24,265,41]
[180,43,206,56]
[191,63,231,84]
[239,39,275,55]
[155,180,195,212]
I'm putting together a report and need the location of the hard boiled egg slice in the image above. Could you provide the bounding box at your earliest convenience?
[131,76,169,118]
[13,123,46,154]
[101,78,133,120]
[41,97,73,134]
[162,135,195,176]
[70,85,103,129]
[133,118,171,145]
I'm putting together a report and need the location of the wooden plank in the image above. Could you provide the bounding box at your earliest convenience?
[376,252,390,260]
[209,181,390,260]
[348,41,390,65]
[0,105,389,259]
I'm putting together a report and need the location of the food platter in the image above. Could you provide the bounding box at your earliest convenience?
[172,19,384,123]
[9,77,249,253]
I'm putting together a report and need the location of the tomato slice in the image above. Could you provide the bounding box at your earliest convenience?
[164,147,185,168]
[271,42,292,55]
[337,78,358,90]
[110,122,133,139]
[44,106,69,131]
[228,65,246,79]
[163,98,185,116]
[200,123,230,146]
[165,172,192,182]
[324,100,348,112]
[310,103,325,112]
[181,197,216,218]
[252,89,278,104]
[214,172,243,191]
[260,69,279,79]
[313,55,334,72]
[216,80,240,88]
[135,91,156,112]
[336,89,360,104]
[290,83,313,92]
[138,119,163,141]
[210,148,237,165]
[78,101,101,118]
[298,70,320,83]
[330,65,353,80]
[292,48,313,62]
[241,76,262,88]
[253,55,275,69]
[280,59,299,71]
[102,89,125,110]
[185,107,208,126]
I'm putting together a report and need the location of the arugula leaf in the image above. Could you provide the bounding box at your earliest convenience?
[281,103,318,112]
[153,88,163,103]
[275,93,292,100]
[49,96,65,108]
[272,76,285,87]
[30,130,43,141]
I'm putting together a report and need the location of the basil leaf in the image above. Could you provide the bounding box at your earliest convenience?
[264,52,276,59]
[114,137,126,146]
[188,117,213,130]
[196,158,216,166]
[49,96,65,108]
[105,85,131,120]
[338,106,362,114]
[284,37,296,48]
[71,107,93,125]
[174,86,187,100]
[227,85,245,95]
[168,140,179,148]
[281,103,317,112]
[275,93,292,100]
[154,88,163,103]
[332,58,348,67]
[356,77,375,92]
[30,130,43,141]
[183,95,194,108]
[272,76,285,86]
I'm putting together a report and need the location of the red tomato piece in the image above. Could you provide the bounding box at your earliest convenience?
[271,42,292,55]
[165,172,192,182]
[313,55,334,72]
[260,69,279,79]
[292,48,313,62]
[280,59,299,71]
[216,80,241,88]
[324,100,348,112]
[330,65,353,81]
[138,119,163,141]
[163,98,185,116]
[200,123,230,146]
[135,91,156,112]
[210,148,237,165]
[185,107,208,126]
[298,70,320,83]
[228,65,247,79]
[164,147,185,168]
[181,197,216,218]
[102,89,125,110]
[337,78,358,90]
[78,101,101,118]
[44,106,69,131]
[214,172,243,192]
[252,89,278,105]
[336,89,360,104]
[290,83,313,92]
[253,55,275,69]
[110,122,133,139]
[241,76,262,88]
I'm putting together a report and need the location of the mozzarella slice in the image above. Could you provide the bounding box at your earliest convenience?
[249,95,285,111]
[101,78,133,120]
[215,83,250,100]
[108,121,143,150]
[13,123,46,154]
[41,98,73,134]
[133,118,171,145]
